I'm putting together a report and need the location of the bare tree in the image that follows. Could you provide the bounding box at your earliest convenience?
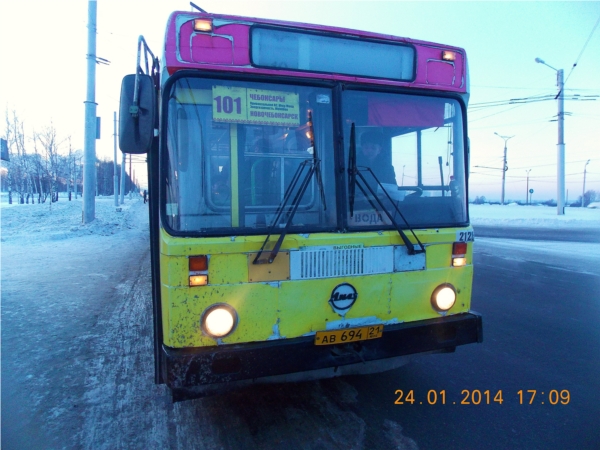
[67,139,73,200]
[30,148,46,203]
[577,190,598,208]
[4,109,29,204]
[3,110,77,205]
[33,122,66,208]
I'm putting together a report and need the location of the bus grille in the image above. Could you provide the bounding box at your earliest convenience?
[290,247,394,280]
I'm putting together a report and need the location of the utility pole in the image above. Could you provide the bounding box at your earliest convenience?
[557,68,565,214]
[582,159,590,207]
[129,153,133,200]
[120,152,126,205]
[526,169,532,204]
[536,58,565,215]
[82,0,97,223]
[494,132,514,205]
[113,111,119,207]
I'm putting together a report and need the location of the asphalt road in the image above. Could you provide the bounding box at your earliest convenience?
[342,238,600,449]
[2,210,599,449]
[474,224,600,243]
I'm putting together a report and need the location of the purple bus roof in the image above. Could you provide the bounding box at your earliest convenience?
[163,11,468,94]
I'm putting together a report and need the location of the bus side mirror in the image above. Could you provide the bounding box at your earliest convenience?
[119,74,156,154]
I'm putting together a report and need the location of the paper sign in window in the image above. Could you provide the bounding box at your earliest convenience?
[212,86,300,127]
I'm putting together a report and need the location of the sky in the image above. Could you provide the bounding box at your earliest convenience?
[1,0,599,201]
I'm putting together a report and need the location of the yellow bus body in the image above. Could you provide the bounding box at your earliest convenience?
[160,228,473,348]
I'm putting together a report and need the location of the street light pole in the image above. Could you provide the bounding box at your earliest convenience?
[535,57,565,215]
[526,169,532,204]
[494,132,514,205]
[582,159,590,207]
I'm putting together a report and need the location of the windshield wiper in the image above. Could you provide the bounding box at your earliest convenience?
[348,123,357,217]
[253,112,326,264]
[347,123,425,255]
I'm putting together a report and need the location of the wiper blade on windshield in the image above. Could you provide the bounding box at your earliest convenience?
[308,111,327,212]
[348,123,357,217]
[357,169,425,254]
[253,112,326,265]
[346,124,425,255]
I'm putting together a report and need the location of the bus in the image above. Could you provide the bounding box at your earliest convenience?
[119,8,482,401]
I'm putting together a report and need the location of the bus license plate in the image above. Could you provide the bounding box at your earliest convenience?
[314,325,383,346]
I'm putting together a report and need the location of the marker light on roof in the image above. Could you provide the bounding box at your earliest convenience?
[442,51,456,62]
[194,19,213,32]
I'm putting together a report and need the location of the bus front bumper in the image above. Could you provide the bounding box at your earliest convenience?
[161,312,482,401]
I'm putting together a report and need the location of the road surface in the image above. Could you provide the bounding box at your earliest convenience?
[2,202,599,449]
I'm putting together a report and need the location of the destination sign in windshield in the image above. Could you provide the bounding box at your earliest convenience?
[212,86,300,127]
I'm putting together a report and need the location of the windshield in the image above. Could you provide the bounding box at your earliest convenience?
[162,78,467,236]
[164,77,336,235]
[342,90,467,229]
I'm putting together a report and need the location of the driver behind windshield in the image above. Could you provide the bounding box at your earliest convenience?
[358,130,396,188]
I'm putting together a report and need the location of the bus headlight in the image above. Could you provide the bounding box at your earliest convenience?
[431,284,456,312]
[201,304,238,338]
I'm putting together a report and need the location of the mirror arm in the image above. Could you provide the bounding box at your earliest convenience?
[131,35,156,119]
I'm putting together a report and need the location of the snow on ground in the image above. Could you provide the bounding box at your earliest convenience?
[469,204,600,229]
[468,204,600,275]
[0,194,598,447]
[2,193,598,240]
[0,193,142,243]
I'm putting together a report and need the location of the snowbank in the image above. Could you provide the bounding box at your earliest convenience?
[2,194,599,241]
[469,204,600,229]
[0,194,142,242]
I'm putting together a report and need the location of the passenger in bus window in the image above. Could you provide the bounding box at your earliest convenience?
[252,137,270,154]
[212,163,230,206]
[359,130,396,187]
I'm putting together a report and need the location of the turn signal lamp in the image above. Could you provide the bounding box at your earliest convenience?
[194,19,213,32]
[201,304,238,338]
[442,51,456,61]
[431,284,456,312]
[452,242,467,267]
[189,275,208,286]
[189,255,208,271]
[189,255,208,286]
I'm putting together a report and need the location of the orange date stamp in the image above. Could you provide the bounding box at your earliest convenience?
[394,389,571,405]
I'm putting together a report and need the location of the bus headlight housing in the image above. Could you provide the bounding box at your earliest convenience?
[431,284,456,312]
[201,304,238,338]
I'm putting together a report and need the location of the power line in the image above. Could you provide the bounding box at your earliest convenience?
[563,14,600,88]
[469,93,598,110]
[510,159,599,171]
[469,115,554,129]
[469,105,525,123]
[471,84,552,91]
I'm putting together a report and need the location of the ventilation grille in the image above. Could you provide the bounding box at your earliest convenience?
[290,247,394,280]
